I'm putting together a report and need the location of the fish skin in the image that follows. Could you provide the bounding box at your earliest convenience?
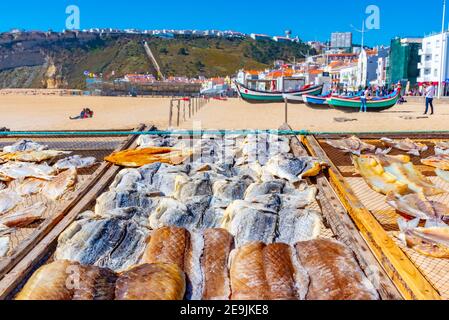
[326,136,376,155]
[277,208,323,245]
[222,200,278,247]
[54,155,97,171]
[201,228,233,300]
[15,260,77,300]
[210,178,251,209]
[0,190,21,215]
[115,263,186,300]
[42,168,77,201]
[244,180,285,200]
[0,202,46,228]
[72,265,118,301]
[295,239,379,300]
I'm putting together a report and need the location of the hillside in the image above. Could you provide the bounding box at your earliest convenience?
[0,33,314,89]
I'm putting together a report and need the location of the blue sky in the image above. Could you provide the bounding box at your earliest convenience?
[0,0,446,46]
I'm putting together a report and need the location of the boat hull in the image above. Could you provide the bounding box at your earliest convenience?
[302,95,329,109]
[236,83,323,103]
[327,93,399,112]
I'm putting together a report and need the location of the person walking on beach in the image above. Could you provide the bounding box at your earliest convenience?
[424,84,435,115]
[360,86,369,113]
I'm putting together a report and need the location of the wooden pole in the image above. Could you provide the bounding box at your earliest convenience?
[189,99,192,118]
[177,100,181,127]
[284,98,288,124]
[169,100,173,127]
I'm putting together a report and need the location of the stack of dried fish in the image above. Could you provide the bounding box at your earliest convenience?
[0,139,98,258]
[17,226,379,300]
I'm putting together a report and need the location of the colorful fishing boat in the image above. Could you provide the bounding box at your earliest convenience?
[302,94,330,109]
[235,82,323,103]
[327,90,400,112]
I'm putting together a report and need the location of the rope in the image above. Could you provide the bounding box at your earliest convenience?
[1,129,449,137]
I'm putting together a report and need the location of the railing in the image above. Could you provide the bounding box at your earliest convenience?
[168,96,209,127]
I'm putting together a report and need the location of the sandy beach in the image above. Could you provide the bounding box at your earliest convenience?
[1,93,449,133]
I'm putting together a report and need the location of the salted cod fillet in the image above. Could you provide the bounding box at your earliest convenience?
[380,137,428,156]
[421,154,449,170]
[295,239,379,300]
[55,215,150,272]
[0,202,46,228]
[115,263,186,300]
[3,140,47,153]
[0,150,71,162]
[386,193,449,221]
[0,190,21,215]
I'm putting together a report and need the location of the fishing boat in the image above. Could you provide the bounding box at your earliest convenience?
[235,82,323,103]
[327,90,400,112]
[302,94,330,109]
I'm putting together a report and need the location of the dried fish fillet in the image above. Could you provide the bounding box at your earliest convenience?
[54,155,96,170]
[435,141,449,155]
[42,168,77,200]
[398,218,449,259]
[15,260,77,300]
[141,226,189,270]
[0,190,21,215]
[115,263,186,300]
[229,242,270,300]
[0,150,71,162]
[380,137,428,156]
[325,136,376,155]
[222,200,278,247]
[387,193,449,221]
[16,260,117,300]
[264,154,323,183]
[352,155,409,195]
[55,216,150,272]
[3,140,47,153]
[105,147,192,167]
[295,239,379,300]
[0,162,55,181]
[421,154,449,170]
[0,228,10,258]
[16,178,45,196]
[277,209,323,245]
[201,228,233,300]
[0,202,46,228]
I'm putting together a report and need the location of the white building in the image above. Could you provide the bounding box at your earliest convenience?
[417,32,449,95]
[375,56,388,86]
[331,32,352,48]
[339,63,359,90]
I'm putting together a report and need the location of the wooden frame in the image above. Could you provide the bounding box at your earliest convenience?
[302,134,441,300]
[0,125,146,299]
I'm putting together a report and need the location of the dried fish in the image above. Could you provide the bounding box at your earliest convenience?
[325,136,376,155]
[0,225,11,258]
[3,140,47,153]
[353,154,444,196]
[42,168,77,200]
[421,154,449,170]
[0,150,71,162]
[55,216,150,272]
[380,137,428,156]
[0,162,55,181]
[16,178,45,196]
[398,218,449,259]
[387,193,449,222]
[105,147,192,167]
[435,141,449,155]
[264,154,323,183]
[0,190,21,215]
[221,200,278,247]
[0,202,46,228]
[54,155,96,171]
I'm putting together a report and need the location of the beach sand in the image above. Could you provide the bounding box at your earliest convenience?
[1,94,449,133]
